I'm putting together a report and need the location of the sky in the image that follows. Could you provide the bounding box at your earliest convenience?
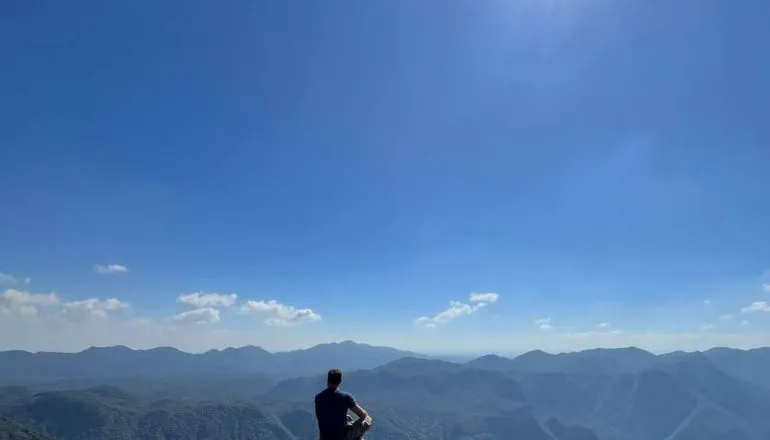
[1,0,769,355]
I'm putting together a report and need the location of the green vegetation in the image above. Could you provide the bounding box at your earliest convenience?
[0,417,50,440]
[2,344,770,440]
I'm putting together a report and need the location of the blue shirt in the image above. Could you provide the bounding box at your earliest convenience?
[315,387,356,440]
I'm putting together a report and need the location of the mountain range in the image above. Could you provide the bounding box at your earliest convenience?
[0,341,417,385]
[2,343,770,440]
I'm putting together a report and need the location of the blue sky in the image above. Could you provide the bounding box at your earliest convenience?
[1,0,769,354]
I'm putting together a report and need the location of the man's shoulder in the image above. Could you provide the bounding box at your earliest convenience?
[336,389,356,403]
[315,387,355,402]
[336,389,354,398]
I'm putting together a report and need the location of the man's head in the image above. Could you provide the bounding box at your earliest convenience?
[327,368,343,388]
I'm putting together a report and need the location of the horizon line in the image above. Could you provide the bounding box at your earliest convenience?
[2,340,767,358]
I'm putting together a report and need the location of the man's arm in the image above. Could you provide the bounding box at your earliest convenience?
[350,402,368,421]
[346,394,368,421]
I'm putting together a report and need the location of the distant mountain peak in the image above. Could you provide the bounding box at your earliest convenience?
[516,349,552,358]
[147,346,185,354]
[310,340,370,349]
[203,345,270,355]
[382,355,431,364]
[592,346,653,354]
[82,345,132,353]
[238,345,269,352]
[475,354,510,360]
[0,341,417,383]
[376,356,459,375]
[466,354,516,372]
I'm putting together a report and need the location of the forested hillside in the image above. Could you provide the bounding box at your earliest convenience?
[2,345,770,440]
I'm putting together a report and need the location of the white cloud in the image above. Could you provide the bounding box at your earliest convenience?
[172,307,221,325]
[741,301,770,313]
[741,320,751,327]
[469,292,499,303]
[699,324,714,331]
[239,299,321,326]
[597,322,611,329]
[4,301,770,356]
[1,289,60,316]
[0,272,29,285]
[718,314,733,321]
[416,301,480,328]
[0,272,18,285]
[535,318,553,331]
[18,306,38,317]
[1,290,59,306]
[703,299,711,305]
[415,292,499,328]
[177,292,237,309]
[763,284,770,293]
[0,310,334,353]
[563,329,623,339]
[94,264,128,274]
[62,298,129,321]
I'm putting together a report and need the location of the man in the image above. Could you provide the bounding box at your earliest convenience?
[314,368,372,440]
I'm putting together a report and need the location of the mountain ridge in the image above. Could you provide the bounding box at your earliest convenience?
[1,340,404,356]
[5,343,770,390]
[5,343,769,359]
[4,347,770,440]
[0,386,589,440]
[0,341,420,385]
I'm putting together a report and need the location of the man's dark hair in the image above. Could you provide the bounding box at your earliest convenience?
[327,368,343,386]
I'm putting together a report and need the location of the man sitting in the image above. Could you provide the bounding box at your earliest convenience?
[314,369,372,440]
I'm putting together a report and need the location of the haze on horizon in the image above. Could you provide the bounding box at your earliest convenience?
[1,1,768,355]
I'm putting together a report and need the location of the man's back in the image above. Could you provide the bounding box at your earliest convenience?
[314,387,356,440]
